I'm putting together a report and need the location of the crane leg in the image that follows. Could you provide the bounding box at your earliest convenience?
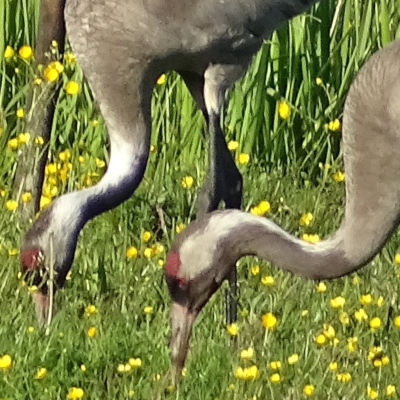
[180,67,244,324]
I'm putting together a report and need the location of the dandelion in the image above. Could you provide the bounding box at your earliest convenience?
[328,119,341,132]
[8,138,18,150]
[40,196,52,209]
[181,176,194,188]
[18,132,30,144]
[95,158,105,168]
[315,334,326,345]
[369,317,382,329]
[65,80,80,95]
[87,326,97,338]
[143,247,154,258]
[261,275,274,286]
[386,385,396,397]
[35,367,48,380]
[143,306,153,314]
[329,362,338,371]
[251,265,260,275]
[323,324,335,339]
[4,46,15,60]
[288,354,299,364]
[339,312,349,325]
[300,212,313,226]
[84,304,97,316]
[333,171,345,182]
[58,149,71,161]
[376,295,384,307]
[336,372,351,382]
[66,387,84,400]
[6,200,18,211]
[176,223,186,233]
[269,373,281,383]
[269,361,281,370]
[157,74,167,85]
[395,253,400,264]
[227,140,239,150]
[316,77,323,85]
[227,323,239,336]
[394,315,400,328]
[0,354,12,370]
[64,52,77,64]
[346,337,358,352]
[8,248,18,256]
[262,312,277,329]
[126,246,138,258]
[354,308,368,321]
[250,206,262,216]
[302,233,320,243]
[278,100,291,120]
[240,347,254,360]
[128,358,142,368]
[18,45,33,60]
[35,136,44,145]
[315,282,326,292]
[330,296,345,309]
[303,385,315,396]
[360,294,373,305]
[16,108,25,118]
[234,365,259,380]
[258,200,270,215]
[237,153,250,165]
[44,64,60,82]
[27,326,35,333]
[142,231,152,242]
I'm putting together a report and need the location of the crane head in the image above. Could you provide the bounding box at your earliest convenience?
[20,201,81,327]
[165,213,239,381]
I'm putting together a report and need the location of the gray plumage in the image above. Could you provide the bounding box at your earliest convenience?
[21,0,321,325]
[165,39,400,378]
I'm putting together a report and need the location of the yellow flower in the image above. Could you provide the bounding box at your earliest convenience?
[336,372,351,382]
[251,265,260,275]
[354,308,368,321]
[142,231,152,242]
[346,337,358,352]
[288,354,299,364]
[126,246,138,258]
[66,387,84,400]
[369,317,382,329]
[328,119,341,132]
[257,200,270,215]
[367,386,378,399]
[87,326,97,338]
[35,367,48,380]
[315,282,326,292]
[333,171,345,182]
[269,373,281,383]
[27,326,35,333]
[18,45,33,60]
[0,354,12,370]
[316,77,323,85]
[58,149,71,161]
[386,385,396,397]
[315,334,326,345]
[330,296,345,309]
[16,108,25,118]
[6,200,18,211]
[394,315,400,328]
[44,65,60,82]
[143,247,154,258]
[227,140,239,151]
[181,176,194,188]
[227,323,239,336]
[237,153,250,165]
[395,253,400,264]
[376,296,384,307]
[80,364,86,372]
[95,158,105,168]
[262,312,277,329]
[64,52,77,64]
[143,306,153,314]
[234,365,259,380]
[7,138,18,150]
[261,275,274,286]
[300,212,313,226]
[323,324,335,339]
[8,248,18,256]
[84,304,97,316]
[34,136,44,145]
[278,100,291,120]
[269,361,281,370]
[339,312,349,324]
[240,347,254,360]
[21,192,33,203]
[176,223,186,233]
[18,132,30,144]
[157,74,167,85]
[250,206,262,216]
[40,196,52,209]
[303,385,315,397]
[128,358,142,368]
[45,163,58,175]
[4,45,15,59]
[329,362,338,371]
[65,80,80,95]
[302,233,320,243]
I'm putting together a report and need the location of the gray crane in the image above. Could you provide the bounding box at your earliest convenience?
[165,39,400,379]
[21,0,321,326]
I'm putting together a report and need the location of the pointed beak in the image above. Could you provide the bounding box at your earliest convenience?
[32,291,56,329]
[168,302,197,383]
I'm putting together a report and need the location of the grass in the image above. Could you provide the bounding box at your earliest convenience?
[1,0,400,399]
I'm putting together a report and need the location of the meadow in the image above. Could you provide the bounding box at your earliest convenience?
[1,0,400,399]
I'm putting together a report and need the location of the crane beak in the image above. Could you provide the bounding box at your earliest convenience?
[168,302,197,383]
[32,291,55,329]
